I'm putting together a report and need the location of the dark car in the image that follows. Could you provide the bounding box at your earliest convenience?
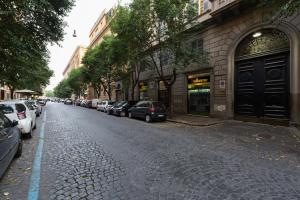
[75,99,82,106]
[128,101,167,122]
[64,99,73,105]
[110,101,133,117]
[80,100,87,107]
[0,112,22,179]
[85,100,93,108]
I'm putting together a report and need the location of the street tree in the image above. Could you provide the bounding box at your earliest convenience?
[0,0,74,96]
[45,90,54,98]
[111,4,152,101]
[0,52,53,97]
[66,68,87,99]
[259,0,300,20]
[82,36,124,100]
[113,0,209,113]
[54,80,72,99]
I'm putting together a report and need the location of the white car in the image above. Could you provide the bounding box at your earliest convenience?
[92,99,100,109]
[0,101,37,137]
[97,100,114,112]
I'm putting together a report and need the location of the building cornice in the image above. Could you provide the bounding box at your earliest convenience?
[63,45,87,76]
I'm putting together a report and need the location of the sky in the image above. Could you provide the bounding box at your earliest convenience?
[46,0,131,90]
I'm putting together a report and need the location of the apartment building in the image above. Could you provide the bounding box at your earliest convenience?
[63,45,87,79]
[87,8,118,101]
[137,0,300,126]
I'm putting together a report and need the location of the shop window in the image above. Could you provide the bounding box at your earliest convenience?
[139,82,148,100]
[187,75,210,115]
[203,0,209,12]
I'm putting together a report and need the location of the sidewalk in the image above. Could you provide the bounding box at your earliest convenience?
[167,114,224,126]
[167,114,300,140]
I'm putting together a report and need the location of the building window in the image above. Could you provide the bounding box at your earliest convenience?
[235,29,289,58]
[139,82,148,100]
[161,52,169,66]
[191,39,203,53]
[203,0,209,12]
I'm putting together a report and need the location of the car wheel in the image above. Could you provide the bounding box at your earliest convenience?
[145,115,152,123]
[120,111,126,117]
[33,121,37,129]
[128,112,132,118]
[28,125,33,138]
[15,140,22,158]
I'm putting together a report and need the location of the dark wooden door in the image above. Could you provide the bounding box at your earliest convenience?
[235,52,289,119]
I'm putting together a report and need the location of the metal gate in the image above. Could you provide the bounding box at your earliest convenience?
[235,51,290,119]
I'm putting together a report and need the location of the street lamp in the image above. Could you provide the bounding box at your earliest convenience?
[73,30,77,37]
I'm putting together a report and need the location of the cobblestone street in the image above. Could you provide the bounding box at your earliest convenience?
[1,103,300,200]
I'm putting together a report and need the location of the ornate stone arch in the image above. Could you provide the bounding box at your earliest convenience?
[227,22,300,125]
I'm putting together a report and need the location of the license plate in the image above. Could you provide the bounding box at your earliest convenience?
[158,115,164,117]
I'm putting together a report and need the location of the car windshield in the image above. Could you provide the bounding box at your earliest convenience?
[27,101,35,105]
[108,102,114,105]
[0,104,15,114]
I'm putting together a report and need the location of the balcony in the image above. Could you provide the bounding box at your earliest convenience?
[209,0,241,15]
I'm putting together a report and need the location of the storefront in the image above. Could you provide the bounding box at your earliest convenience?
[139,81,148,100]
[187,74,210,115]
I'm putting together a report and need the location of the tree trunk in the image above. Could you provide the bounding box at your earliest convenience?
[8,86,14,100]
[167,86,173,118]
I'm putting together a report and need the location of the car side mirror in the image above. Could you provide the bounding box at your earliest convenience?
[12,120,18,127]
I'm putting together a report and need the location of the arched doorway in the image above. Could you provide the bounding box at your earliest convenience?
[234,28,290,119]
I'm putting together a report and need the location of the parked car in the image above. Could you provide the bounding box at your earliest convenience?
[109,101,133,117]
[128,101,167,122]
[97,100,114,112]
[85,100,93,108]
[92,99,100,109]
[0,112,22,179]
[75,99,82,106]
[106,101,117,115]
[80,100,87,107]
[37,99,46,106]
[0,101,37,137]
[64,99,73,105]
[26,100,42,117]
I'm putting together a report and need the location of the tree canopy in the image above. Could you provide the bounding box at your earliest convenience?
[0,0,74,96]
[54,79,72,98]
[111,0,208,109]
[82,36,126,100]
[66,68,87,98]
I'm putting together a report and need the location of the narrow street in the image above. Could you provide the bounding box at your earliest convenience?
[1,102,300,200]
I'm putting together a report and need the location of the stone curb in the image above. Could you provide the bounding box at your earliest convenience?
[167,118,224,127]
[290,126,300,139]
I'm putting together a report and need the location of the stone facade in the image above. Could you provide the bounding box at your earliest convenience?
[63,45,87,79]
[87,8,117,101]
[137,0,300,125]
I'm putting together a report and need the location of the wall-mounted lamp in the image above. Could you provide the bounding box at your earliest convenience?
[252,32,262,38]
